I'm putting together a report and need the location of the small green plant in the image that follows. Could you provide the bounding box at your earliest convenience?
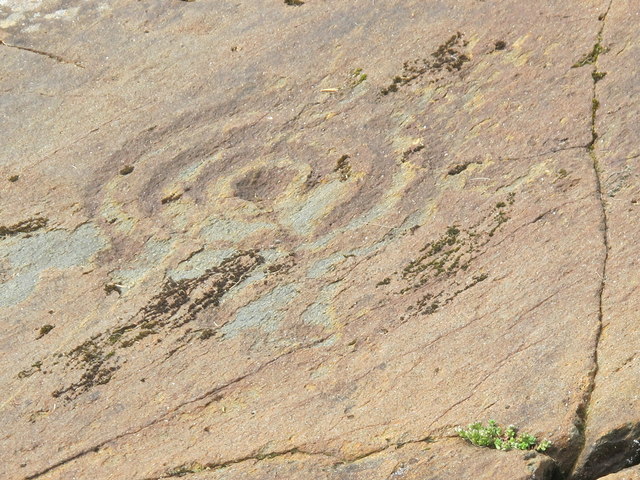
[350,68,367,86]
[457,420,551,452]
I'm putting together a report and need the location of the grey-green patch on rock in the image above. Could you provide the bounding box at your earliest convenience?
[220,283,299,338]
[0,223,107,307]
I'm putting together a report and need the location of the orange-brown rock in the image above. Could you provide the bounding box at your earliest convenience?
[1,1,638,479]
[599,466,640,480]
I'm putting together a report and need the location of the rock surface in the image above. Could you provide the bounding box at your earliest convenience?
[0,1,638,479]
[599,466,640,480]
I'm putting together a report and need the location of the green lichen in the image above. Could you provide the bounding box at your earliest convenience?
[398,195,514,314]
[588,98,600,151]
[573,42,607,68]
[350,68,367,86]
[37,324,54,339]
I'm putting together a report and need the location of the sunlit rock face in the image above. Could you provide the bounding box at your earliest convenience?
[1,1,639,479]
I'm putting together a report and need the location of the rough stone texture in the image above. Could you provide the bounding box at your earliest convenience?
[569,1,640,479]
[0,1,638,479]
[57,440,554,480]
[600,466,640,480]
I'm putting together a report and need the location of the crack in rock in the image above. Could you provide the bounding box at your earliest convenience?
[0,40,84,68]
[574,424,640,480]
[23,334,333,479]
[566,2,632,480]
[144,448,338,480]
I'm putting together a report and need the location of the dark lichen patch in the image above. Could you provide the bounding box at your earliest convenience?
[420,225,460,256]
[199,329,215,340]
[448,164,469,176]
[381,32,470,95]
[0,217,48,238]
[119,329,155,348]
[21,250,264,402]
[28,408,52,423]
[415,272,488,316]
[304,170,322,189]
[8,175,19,182]
[104,282,123,295]
[52,360,118,399]
[139,250,264,331]
[401,145,425,163]
[377,277,391,287]
[162,448,305,477]
[592,71,607,82]
[108,324,136,344]
[488,208,509,237]
[587,98,600,150]
[335,155,352,181]
[165,462,207,477]
[17,361,42,379]
[417,295,440,315]
[494,40,507,51]
[45,343,115,400]
[453,273,488,298]
[431,32,470,70]
[266,253,296,276]
[119,165,134,175]
[284,0,304,5]
[161,192,183,204]
[381,83,399,95]
[37,324,54,339]
[398,197,513,314]
[47,337,118,400]
[401,225,463,288]
[267,263,287,274]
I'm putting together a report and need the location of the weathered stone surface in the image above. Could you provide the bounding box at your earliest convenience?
[44,440,555,480]
[0,0,638,479]
[600,465,640,480]
[568,1,640,479]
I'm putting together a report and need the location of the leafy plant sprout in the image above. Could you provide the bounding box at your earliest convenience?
[456,420,551,452]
